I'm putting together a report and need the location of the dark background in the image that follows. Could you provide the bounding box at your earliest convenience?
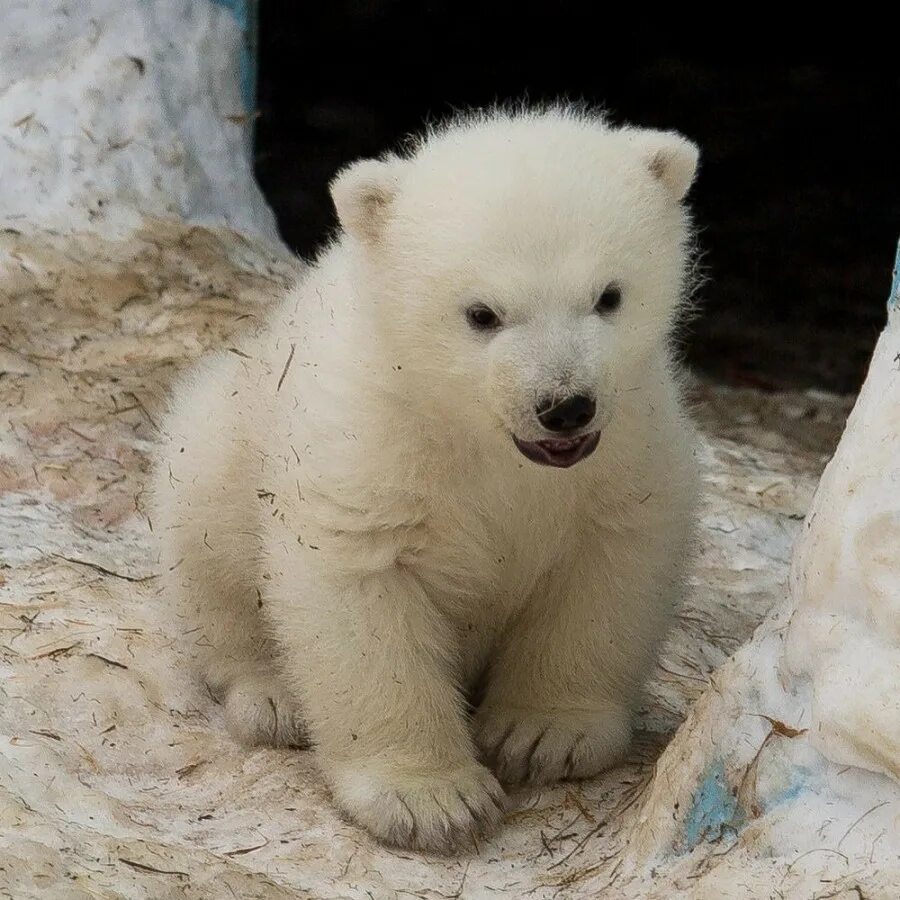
[253,6,900,394]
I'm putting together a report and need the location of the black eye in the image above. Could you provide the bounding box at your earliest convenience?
[595,283,622,314]
[466,304,501,330]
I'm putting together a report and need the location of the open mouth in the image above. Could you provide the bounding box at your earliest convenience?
[512,431,601,468]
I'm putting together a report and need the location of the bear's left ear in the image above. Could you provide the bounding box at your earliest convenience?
[624,129,700,202]
[329,156,404,244]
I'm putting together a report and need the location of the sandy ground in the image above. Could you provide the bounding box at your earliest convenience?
[0,223,862,898]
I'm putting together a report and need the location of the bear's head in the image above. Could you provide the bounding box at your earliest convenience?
[330,107,698,469]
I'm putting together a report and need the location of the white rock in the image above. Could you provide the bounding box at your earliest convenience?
[0,0,279,243]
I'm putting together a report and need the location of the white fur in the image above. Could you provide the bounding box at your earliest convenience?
[152,106,701,854]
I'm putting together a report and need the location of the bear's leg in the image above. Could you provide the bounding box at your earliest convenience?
[267,563,506,853]
[153,414,308,749]
[474,528,683,785]
[158,513,310,748]
[219,663,309,749]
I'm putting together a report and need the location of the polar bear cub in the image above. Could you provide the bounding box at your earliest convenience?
[153,106,700,853]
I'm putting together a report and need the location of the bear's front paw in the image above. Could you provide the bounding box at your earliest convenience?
[474,704,632,786]
[328,760,506,854]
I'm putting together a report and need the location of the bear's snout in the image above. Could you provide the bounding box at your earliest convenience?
[536,394,596,433]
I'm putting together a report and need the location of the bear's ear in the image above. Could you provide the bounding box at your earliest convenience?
[329,156,403,243]
[625,129,700,202]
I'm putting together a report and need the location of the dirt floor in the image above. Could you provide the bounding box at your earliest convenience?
[0,223,859,898]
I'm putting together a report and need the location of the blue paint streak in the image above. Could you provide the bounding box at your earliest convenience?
[757,769,810,814]
[683,760,743,849]
[769,778,804,806]
[890,238,900,311]
[210,0,258,120]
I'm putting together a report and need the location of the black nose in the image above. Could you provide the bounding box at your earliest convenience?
[536,394,597,433]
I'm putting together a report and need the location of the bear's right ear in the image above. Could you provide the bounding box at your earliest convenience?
[621,128,700,203]
[329,157,403,244]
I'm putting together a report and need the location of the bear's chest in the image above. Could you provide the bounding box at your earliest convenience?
[410,473,582,678]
